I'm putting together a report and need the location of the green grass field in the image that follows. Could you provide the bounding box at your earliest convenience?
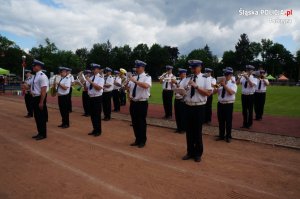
[72,83,300,117]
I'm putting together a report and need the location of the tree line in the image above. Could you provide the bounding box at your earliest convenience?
[0,33,299,81]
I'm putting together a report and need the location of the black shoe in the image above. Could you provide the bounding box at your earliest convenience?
[182,154,192,160]
[130,142,138,146]
[62,125,69,129]
[215,137,224,141]
[194,156,201,162]
[24,115,32,118]
[138,143,145,148]
[94,133,101,137]
[240,125,249,129]
[36,135,46,140]
[175,129,181,133]
[88,131,95,135]
[58,124,64,127]
[81,114,88,116]
[226,138,231,143]
[103,118,110,121]
[32,134,39,139]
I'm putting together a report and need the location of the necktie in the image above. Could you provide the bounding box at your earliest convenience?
[132,75,140,98]
[244,81,248,88]
[221,86,226,98]
[165,74,168,89]
[190,75,197,98]
[31,75,36,91]
[89,76,95,90]
[258,80,262,90]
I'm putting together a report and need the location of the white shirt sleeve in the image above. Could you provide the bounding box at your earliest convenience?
[39,75,48,88]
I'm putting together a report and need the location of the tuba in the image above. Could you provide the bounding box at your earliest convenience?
[50,75,61,97]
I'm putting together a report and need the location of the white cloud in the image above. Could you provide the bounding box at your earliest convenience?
[0,0,299,57]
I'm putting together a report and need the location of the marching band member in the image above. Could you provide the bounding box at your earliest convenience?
[66,68,74,113]
[31,59,49,140]
[112,70,121,112]
[204,68,216,124]
[82,69,91,117]
[160,65,175,119]
[103,67,114,121]
[214,68,237,143]
[237,65,257,129]
[56,67,71,128]
[127,60,152,148]
[254,70,269,121]
[85,64,104,137]
[182,60,212,162]
[172,68,188,133]
[23,69,33,118]
[119,69,127,106]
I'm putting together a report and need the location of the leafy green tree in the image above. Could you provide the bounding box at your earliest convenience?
[235,33,254,69]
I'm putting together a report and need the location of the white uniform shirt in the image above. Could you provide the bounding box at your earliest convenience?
[174,77,188,100]
[255,78,269,92]
[128,72,152,101]
[25,76,33,92]
[211,77,216,85]
[86,73,104,97]
[104,75,114,92]
[217,80,237,103]
[31,71,49,96]
[162,73,175,90]
[68,74,75,84]
[57,76,71,96]
[185,73,212,104]
[240,75,257,95]
[113,76,122,90]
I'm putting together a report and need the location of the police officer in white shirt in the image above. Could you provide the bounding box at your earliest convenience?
[103,67,114,121]
[56,67,71,128]
[66,68,74,113]
[204,68,216,124]
[127,60,152,148]
[23,69,33,118]
[254,70,269,121]
[160,65,175,119]
[85,63,104,136]
[182,60,212,162]
[112,70,122,112]
[31,59,49,141]
[237,65,257,129]
[214,68,237,143]
[172,68,188,133]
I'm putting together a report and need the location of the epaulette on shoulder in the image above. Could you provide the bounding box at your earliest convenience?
[202,74,208,78]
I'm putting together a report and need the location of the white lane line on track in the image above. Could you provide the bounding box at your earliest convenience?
[0,134,141,199]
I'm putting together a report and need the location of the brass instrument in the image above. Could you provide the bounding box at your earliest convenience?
[158,72,167,80]
[237,71,249,79]
[213,76,225,88]
[74,71,87,91]
[50,75,61,97]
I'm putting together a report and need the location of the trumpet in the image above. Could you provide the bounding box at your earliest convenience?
[158,72,167,80]
[237,71,248,79]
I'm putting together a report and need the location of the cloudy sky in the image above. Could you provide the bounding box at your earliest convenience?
[0,0,299,57]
